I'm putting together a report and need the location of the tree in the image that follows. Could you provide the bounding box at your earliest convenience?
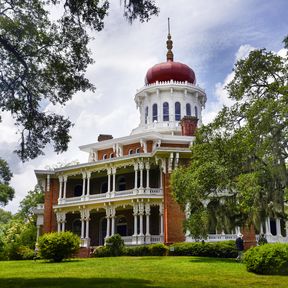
[171,37,288,238]
[0,158,14,206]
[17,185,44,221]
[0,0,159,161]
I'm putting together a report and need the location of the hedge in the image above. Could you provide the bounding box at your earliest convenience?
[168,241,238,258]
[244,243,288,275]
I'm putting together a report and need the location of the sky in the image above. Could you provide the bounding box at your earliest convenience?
[1,0,288,212]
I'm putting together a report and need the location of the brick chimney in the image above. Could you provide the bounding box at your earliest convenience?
[180,116,198,136]
[98,134,113,142]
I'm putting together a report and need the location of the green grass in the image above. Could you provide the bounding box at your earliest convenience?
[0,257,286,288]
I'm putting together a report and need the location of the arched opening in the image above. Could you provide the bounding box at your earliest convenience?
[74,185,82,197]
[117,176,126,191]
[129,149,134,155]
[186,103,191,116]
[175,102,181,121]
[152,103,158,122]
[136,148,140,154]
[103,154,107,160]
[110,153,114,158]
[116,216,128,236]
[163,102,169,121]
[72,219,81,236]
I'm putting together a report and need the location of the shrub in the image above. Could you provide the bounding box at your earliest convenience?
[169,241,237,258]
[38,231,80,262]
[105,234,124,256]
[244,243,288,275]
[93,246,112,257]
[149,243,168,256]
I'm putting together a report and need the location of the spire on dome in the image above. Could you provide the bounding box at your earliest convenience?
[166,17,174,61]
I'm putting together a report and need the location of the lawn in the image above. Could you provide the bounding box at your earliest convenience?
[0,256,286,288]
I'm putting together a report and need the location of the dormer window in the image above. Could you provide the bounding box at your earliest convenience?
[136,148,140,154]
[110,153,114,158]
[103,154,107,160]
[129,149,134,155]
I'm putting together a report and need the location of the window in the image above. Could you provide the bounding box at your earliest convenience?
[103,154,107,160]
[117,176,126,191]
[110,153,114,158]
[145,106,148,124]
[136,148,140,154]
[186,103,191,116]
[74,185,82,197]
[163,102,169,121]
[175,102,181,121]
[152,104,158,122]
[194,106,198,118]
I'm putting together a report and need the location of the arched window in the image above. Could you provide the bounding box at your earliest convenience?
[74,185,82,197]
[129,149,134,155]
[152,104,158,122]
[103,154,107,160]
[145,106,148,124]
[135,148,140,154]
[163,102,169,121]
[117,176,126,191]
[194,106,198,118]
[186,103,191,116]
[175,102,181,121]
[110,153,114,158]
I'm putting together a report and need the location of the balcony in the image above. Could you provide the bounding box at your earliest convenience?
[58,187,163,205]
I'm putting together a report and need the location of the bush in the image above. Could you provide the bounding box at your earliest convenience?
[169,241,237,258]
[244,243,288,275]
[105,234,124,256]
[93,246,112,257]
[38,231,80,262]
[149,243,168,256]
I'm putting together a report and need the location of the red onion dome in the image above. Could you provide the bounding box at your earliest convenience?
[145,60,196,85]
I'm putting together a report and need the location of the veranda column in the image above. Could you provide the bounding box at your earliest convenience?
[111,207,116,236]
[63,176,67,200]
[139,161,144,194]
[58,176,63,202]
[80,210,85,240]
[265,217,271,235]
[138,203,145,244]
[132,203,138,244]
[107,168,111,196]
[133,163,138,194]
[145,203,151,244]
[61,212,66,232]
[159,167,163,190]
[145,162,150,194]
[159,203,164,238]
[105,207,111,239]
[111,167,116,197]
[56,212,61,232]
[86,171,91,198]
[276,218,281,236]
[82,172,86,198]
[85,210,90,242]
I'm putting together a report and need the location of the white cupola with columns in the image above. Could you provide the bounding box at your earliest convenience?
[131,19,206,136]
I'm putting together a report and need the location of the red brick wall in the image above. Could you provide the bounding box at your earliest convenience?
[98,148,114,160]
[123,143,142,155]
[147,141,153,152]
[160,143,189,148]
[43,178,58,233]
[163,172,185,244]
[242,225,257,250]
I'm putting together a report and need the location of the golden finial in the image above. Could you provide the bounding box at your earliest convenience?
[166,17,174,61]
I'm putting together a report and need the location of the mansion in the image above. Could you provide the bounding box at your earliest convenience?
[34,30,288,254]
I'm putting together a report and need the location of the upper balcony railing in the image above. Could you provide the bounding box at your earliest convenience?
[58,187,163,205]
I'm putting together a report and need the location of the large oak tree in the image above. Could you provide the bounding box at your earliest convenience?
[171,38,288,239]
[0,0,159,161]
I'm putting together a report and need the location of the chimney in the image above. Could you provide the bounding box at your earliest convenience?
[180,116,198,136]
[98,134,113,142]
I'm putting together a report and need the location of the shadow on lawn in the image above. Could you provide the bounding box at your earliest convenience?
[0,277,162,288]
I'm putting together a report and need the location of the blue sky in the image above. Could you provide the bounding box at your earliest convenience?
[1,0,287,212]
